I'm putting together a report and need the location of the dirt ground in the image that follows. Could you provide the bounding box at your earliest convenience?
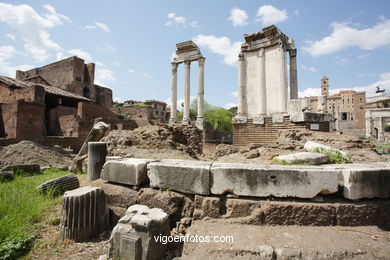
[182,219,390,259]
[0,141,73,169]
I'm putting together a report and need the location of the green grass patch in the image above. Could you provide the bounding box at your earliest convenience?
[273,158,309,165]
[0,168,70,259]
[312,147,351,164]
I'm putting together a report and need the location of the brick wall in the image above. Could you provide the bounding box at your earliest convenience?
[0,83,44,104]
[233,116,329,146]
[0,103,17,138]
[16,102,45,140]
[95,85,113,108]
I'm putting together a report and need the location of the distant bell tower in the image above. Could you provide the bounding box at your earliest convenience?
[321,76,329,96]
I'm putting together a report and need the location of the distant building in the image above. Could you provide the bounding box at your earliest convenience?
[306,77,366,132]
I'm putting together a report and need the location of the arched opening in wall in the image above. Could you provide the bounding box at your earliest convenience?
[374,127,379,139]
[83,87,90,98]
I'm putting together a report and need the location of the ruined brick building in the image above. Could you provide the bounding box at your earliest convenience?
[0,56,136,151]
[111,99,169,127]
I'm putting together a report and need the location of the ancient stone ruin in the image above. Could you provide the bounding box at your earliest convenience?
[170,41,205,130]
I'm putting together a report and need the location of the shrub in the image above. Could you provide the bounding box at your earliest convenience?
[312,147,351,164]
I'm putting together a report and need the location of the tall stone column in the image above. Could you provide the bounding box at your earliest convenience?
[258,48,266,115]
[183,60,191,124]
[170,62,178,123]
[279,46,287,113]
[196,57,205,129]
[378,117,384,141]
[289,48,298,100]
[237,53,246,116]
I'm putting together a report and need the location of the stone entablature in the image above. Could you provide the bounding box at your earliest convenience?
[170,41,205,129]
[236,25,297,119]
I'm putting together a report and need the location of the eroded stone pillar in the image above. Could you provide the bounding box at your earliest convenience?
[258,48,266,115]
[237,53,246,116]
[279,46,287,113]
[365,110,372,138]
[378,117,385,141]
[170,62,178,123]
[183,61,191,124]
[289,48,298,100]
[196,58,205,129]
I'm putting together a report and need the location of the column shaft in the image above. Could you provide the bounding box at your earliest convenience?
[183,61,191,123]
[258,48,266,115]
[237,53,246,116]
[279,47,287,113]
[289,49,298,99]
[170,63,178,123]
[197,58,205,121]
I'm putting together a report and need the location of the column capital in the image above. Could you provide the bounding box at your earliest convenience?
[184,60,191,67]
[198,57,205,66]
[238,53,245,61]
[259,48,265,57]
[171,62,178,72]
[289,48,297,58]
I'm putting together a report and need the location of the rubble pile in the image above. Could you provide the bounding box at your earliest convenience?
[277,129,373,150]
[102,124,203,158]
[212,144,239,158]
[0,140,73,169]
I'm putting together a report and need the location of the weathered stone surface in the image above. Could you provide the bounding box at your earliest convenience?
[304,141,347,156]
[37,173,79,195]
[340,164,390,200]
[109,204,169,260]
[274,152,328,165]
[137,188,193,228]
[88,142,107,181]
[101,158,157,186]
[147,160,211,195]
[193,196,222,219]
[1,164,40,173]
[182,221,390,260]
[272,114,284,123]
[210,163,339,198]
[60,186,109,241]
[244,149,259,159]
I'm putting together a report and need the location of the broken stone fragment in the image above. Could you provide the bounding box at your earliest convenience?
[274,152,328,165]
[110,204,169,260]
[36,173,79,195]
[60,186,109,242]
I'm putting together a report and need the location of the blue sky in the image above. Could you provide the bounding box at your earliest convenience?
[0,0,389,109]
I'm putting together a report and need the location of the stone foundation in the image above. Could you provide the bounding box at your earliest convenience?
[233,116,329,146]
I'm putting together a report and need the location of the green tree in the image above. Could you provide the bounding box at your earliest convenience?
[205,108,233,132]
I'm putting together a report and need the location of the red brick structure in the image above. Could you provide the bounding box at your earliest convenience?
[0,56,136,151]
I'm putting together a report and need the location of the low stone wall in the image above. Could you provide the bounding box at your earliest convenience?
[233,116,329,146]
[101,158,390,201]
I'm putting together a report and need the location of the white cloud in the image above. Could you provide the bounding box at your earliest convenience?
[357,53,370,59]
[357,73,364,78]
[303,19,390,57]
[293,9,300,17]
[143,71,152,79]
[113,97,122,103]
[96,43,116,52]
[193,34,242,66]
[128,69,135,73]
[334,56,349,66]
[0,3,70,62]
[298,88,321,98]
[228,7,248,27]
[301,65,318,72]
[68,49,93,62]
[96,68,116,82]
[5,33,16,41]
[229,91,238,97]
[0,45,32,76]
[256,5,288,26]
[224,103,237,109]
[165,13,198,28]
[85,21,110,32]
